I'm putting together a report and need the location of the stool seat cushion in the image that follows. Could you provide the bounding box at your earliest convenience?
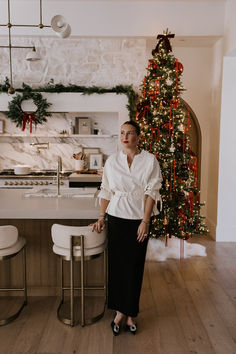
[53,240,107,258]
[0,225,18,249]
[51,224,107,250]
[0,237,26,257]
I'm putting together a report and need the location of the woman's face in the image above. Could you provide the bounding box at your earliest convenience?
[120,124,139,149]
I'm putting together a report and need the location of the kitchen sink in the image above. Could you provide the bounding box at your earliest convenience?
[24,187,98,198]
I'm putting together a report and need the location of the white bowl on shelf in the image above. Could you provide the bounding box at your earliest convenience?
[14,165,31,175]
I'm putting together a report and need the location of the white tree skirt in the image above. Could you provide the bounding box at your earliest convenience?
[146,236,207,262]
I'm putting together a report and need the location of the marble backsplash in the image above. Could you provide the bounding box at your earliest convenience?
[0,112,118,171]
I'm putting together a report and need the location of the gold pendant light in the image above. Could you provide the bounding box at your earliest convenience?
[0,0,71,94]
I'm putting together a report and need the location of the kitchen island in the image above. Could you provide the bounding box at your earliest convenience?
[0,188,100,219]
[0,189,103,296]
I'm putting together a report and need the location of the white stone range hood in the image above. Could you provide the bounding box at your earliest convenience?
[0,92,129,126]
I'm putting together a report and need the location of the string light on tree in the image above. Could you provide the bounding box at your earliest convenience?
[136,28,207,239]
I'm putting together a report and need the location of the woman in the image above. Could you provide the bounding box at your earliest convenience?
[92,120,162,335]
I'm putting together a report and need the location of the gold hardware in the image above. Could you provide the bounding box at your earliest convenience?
[0,0,69,92]
[163,216,168,225]
[0,246,27,326]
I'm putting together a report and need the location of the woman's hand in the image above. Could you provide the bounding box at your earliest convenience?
[90,218,106,233]
[137,220,149,242]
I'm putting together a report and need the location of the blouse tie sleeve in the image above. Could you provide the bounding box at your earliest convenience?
[144,157,163,211]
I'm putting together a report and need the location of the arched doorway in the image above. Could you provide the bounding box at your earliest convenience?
[181,99,202,189]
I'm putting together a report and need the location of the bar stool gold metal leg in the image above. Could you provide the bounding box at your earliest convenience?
[23,247,27,305]
[57,258,78,326]
[80,235,85,326]
[60,258,64,303]
[70,236,74,326]
[84,248,107,325]
[0,245,27,326]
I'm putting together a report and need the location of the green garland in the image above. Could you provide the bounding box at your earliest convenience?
[6,84,52,129]
[0,77,139,121]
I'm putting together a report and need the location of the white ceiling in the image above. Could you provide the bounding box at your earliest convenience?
[0,0,224,47]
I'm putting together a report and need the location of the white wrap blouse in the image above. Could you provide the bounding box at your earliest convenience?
[98,150,162,219]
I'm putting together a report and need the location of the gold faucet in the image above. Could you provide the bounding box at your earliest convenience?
[30,142,49,154]
[57,156,62,196]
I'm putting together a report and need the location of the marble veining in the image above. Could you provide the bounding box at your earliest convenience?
[0,112,118,170]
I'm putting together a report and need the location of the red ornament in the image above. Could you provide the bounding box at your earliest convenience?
[170,98,180,109]
[148,91,157,101]
[175,60,184,73]
[175,59,183,94]
[184,233,190,240]
[148,60,159,70]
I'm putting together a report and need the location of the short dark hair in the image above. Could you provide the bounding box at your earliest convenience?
[122,120,140,136]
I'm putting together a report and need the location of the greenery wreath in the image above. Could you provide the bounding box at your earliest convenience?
[1,78,138,120]
[7,84,52,132]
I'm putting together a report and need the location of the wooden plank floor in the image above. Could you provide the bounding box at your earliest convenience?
[1,235,236,354]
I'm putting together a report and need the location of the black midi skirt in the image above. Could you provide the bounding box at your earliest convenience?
[107,214,148,317]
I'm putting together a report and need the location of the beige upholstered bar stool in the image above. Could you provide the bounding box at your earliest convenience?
[51,224,107,327]
[0,225,27,326]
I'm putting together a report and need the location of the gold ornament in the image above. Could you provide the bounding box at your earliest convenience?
[163,162,168,169]
[159,102,163,111]
[8,86,15,95]
[163,216,168,225]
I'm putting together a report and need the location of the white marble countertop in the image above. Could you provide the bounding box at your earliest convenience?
[0,189,100,219]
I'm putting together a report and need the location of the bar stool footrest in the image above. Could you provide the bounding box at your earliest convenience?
[57,299,106,327]
[0,300,27,326]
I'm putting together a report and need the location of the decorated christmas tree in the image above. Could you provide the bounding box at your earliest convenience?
[136,30,207,240]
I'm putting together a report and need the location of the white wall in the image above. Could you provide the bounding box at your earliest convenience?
[206,38,224,239]
[224,0,236,55]
[0,37,147,89]
[215,0,236,241]
[216,55,236,241]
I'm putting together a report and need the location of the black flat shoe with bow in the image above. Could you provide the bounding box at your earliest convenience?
[125,323,137,335]
[111,321,121,336]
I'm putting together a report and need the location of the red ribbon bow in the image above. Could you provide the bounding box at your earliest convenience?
[153,33,175,54]
[22,113,36,133]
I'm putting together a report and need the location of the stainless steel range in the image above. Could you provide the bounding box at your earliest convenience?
[0,169,71,189]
